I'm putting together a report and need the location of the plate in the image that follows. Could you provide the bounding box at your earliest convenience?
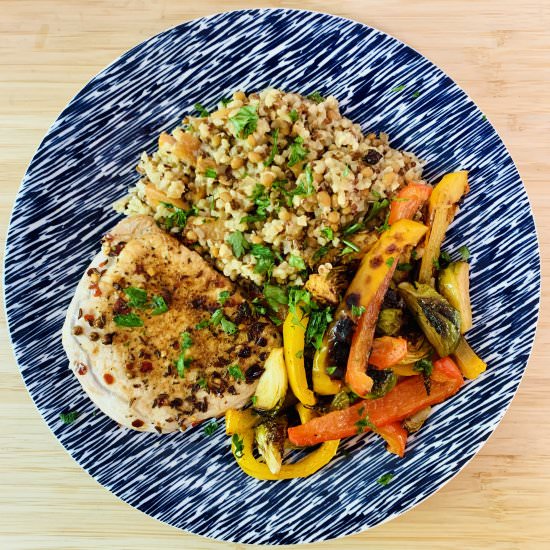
[4,8,540,545]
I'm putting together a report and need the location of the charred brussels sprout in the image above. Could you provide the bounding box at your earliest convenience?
[396,334,433,366]
[403,406,432,433]
[398,282,461,357]
[366,367,397,399]
[438,261,472,333]
[253,348,288,413]
[255,417,287,474]
[376,308,404,336]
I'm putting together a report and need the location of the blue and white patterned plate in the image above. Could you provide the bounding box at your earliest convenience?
[4,8,540,545]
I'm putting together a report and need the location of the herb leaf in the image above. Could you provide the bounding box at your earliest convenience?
[251,244,275,275]
[305,307,333,350]
[180,332,193,350]
[194,102,209,117]
[229,105,258,138]
[397,262,413,271]
[287,136,308,167]
[377,473,395,486]
[264,128,279,167]
[308,91,325,103]
[150,295,168,315]
[227,231,250,259]
[114,313,143,327]
[458,245,471,261]
[385,257,395,268]
[204,168,217,179]
[220,317,238,335]
[218,290,231,305]
[289,109,299,122]
[176,353,192,378]
[289,254,307,271]
[232,434,244,458]
[321,227,334,240]
[59,411,79,425]
[124,287,147,308]
[203,419,218,436]
[263,284,288,312]
[391,85,406,92]
[228,364,245,381]
[162,203,197,230]
[351,304,366,318]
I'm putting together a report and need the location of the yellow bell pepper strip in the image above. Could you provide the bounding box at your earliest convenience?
[312,343,342,395]
[377,422,408,457]
[343,219,428,396]
[283,305,316,406]
[288,357,463,447]
[296,403,317,424]
[226,408,339,480]
[452,337,487,379]
[391,364,418,376]
[418,171,469,283]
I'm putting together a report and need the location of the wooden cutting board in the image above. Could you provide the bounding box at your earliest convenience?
[1,1,549,548]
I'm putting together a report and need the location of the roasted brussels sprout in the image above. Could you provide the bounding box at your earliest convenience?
[403,406,432,433]
[366,367,397,399]
[253,348,288,413]
[398,282,461,357]
[255,417,287,474]
[396,334,433,366]
[330,390,352,411]
[438,261,472,333]
[376,308,404,336]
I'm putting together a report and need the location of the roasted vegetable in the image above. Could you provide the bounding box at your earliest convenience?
[330,390,353,411]
[403,406,432,433]
[398,282,461,357]
[252,348,288,412]
[452,337,487,379]
[438,261,473,333]
[396,334,433,366]
[418,171,469,283]
[369,336,408,368]
[376,308,404,336]
[388,182,432,225]
[283,306,316,406]
[255,418,287,474]
[366,367,397,398]
[305,273,341,306]
[288,357,464,446]
[377,422,408,457]
[312,343,342,395]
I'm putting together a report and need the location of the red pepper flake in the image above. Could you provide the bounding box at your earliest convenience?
[140,361,153,373]
[132,419,144,428]
[89,282,102,297]
[84,314,95,326]
[103,373,115,384]
[76,363,88,375]
[99,260,108,268]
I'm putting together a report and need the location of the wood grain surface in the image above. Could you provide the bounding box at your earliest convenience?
[1,1,549,548]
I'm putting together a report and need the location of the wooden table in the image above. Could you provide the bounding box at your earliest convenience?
[1,1,549,548]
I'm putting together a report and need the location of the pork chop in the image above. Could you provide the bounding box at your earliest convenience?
[62,215,281,433]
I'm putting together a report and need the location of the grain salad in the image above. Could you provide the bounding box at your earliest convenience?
[114,88,425,287]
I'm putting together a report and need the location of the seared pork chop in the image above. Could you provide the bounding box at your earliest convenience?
[62,216,281,432]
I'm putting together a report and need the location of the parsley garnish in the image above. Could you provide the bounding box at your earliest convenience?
[241,184,270,224]
[220,96,231,106]
[289,254,307,271]
[414,358,434,394]
[343,165,350,177]
[340,239,360,255]
[196,377,208,389]
[114,313,143,327]
[180,332,193,350]
[218,290,231,305]
[264,128,279,167]
[411,91,421,99]
[228,364,245,381]
[176,353,192,378]
[321,227,334,240]
[220,317,238,335]
[204,168,217,179]
[351,304,366,318]
[355,412,377,434]
[458,245,471,261]
[291,164,315,197]
[326,366,337,375]
[203,420,218,436]
[210,309,224,325]
[59,411,79,425]
[411,249,418,260]
[227,231,250,259]
[386,257,395,268]
[439,250,452,267]
[150,295,168,315]
[289,109,299,122]
[397,262,413,271]
[391,85,406,92]
[366,198,390,223]
[250,395,258,406]
[195,319,209,330]
[481,115,487,121]
[263,284,288,312]
[251,244,276,275]
[124,287,147,308]
[312,245,330,262]
[343,222,364,235]
[287,136,308,167]
[432,257,440,269]
[232,434,244,458]
[229,104,258,138]
[194,102,209,117]
[377,473,395,486]
[305,307,333,350]
[250,297,267,316]
[162,203,197,230]
[376,211,391,233]
[308,91,325,103]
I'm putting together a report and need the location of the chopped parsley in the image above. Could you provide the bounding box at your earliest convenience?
[385,257,395,268]
[180,332,193,350]
[195,319,209,330]
[343,165,350,177]
[312,245,330,262]
[176,353,192,378]
[227,231,250,259]
[241,184,270,224]
[114,313,143,327]
[218,290,231,305]
[194,102,209,117]
[251,244,276,275]
[321,227,334,240]
[204,168,217,179]
[351,304,366,318]
[411,91,421,99]
[250,297,267,316]
[307,91,325,103]
[287,136,308,167]
[481,114,487,121]
[432,257,440,270]
[209,309,224,325]
[263,284,288,312]
[124,287,147,308]
[59,411,79,425]
[150,295,168,315]
[250,395,258,406]
[377,473,395,486]
[228,364,245,381]
[289,254,307,271]
[220,317,238,335]
[343,222,364,235]
[232,434,244,458]
[289,109,299,122]
[340,239,360,255]
[391,84,406,92]
[376,211,391,233]
[305,307,333,350]
[458,245,471,261]
[365,198,390,223]
[264,128,279,167]
[203,420,218,436]
[439,250,452,267]
[397,262,413,272]
[219,96,232,106]
[355,412,377,434]
[196,377,208,389]
[229,104,258,138]
[162,203,197,230]
[326,366,337,375]
[291,164,315,197]
[414,358,434,394]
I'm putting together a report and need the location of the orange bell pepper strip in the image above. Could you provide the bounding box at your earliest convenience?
[288,357,463,446]
[388,182,433,225]
[377,422,408,457]
[369,336,408,369]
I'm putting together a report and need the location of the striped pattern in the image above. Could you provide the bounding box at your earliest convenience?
[3,8,540,545]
